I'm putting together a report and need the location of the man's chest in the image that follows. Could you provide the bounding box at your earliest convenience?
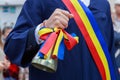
[42,0,90,19]
[42,0,108,31]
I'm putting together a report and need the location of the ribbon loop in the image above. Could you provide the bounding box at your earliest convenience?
[38,28,79,60]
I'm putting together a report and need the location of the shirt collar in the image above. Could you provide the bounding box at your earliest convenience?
[81,0,90,7]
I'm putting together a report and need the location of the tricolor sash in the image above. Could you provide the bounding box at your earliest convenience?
[62,0,116,80]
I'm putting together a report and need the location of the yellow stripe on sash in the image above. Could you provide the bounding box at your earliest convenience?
[70,0,111,80]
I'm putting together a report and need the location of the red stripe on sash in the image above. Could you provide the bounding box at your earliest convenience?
[62,0,106,79]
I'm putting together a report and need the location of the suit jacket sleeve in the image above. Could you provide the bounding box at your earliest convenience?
[4,0,45,67]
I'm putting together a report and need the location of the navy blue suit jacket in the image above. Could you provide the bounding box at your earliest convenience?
[4,0,120,80]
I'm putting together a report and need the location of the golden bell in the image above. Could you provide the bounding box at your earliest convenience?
[32,53,57,73]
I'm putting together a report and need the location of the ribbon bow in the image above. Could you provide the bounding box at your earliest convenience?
[37,27,79,60]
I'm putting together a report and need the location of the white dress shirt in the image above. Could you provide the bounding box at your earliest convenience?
[81,0,90,7]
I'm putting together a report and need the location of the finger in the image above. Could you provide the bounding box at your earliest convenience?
[55,9,72,18]
[60,13,69,22]
[57,23,65,29]
[59,17,68,28]
[54,9,62,16]
[54,15,69,28]
[54,16,67,28]
[3,61,10,66]
[60,10,74,18]
[0,63,5,67]
[2,62,6,66]
[55,20,65,29]
[2,62,9,69]
[4,59,9,65]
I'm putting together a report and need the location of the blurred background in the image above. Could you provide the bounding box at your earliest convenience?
[0,0,116,29]
[0,0,25,29]
[0,1,28,80]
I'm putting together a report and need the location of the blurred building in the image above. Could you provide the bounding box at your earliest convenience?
[0,0,26,29]
[0,0,116,29]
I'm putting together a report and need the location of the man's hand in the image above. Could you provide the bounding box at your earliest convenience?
[0,61,5,71]
[0,58,10,71]
[4,58,10,70]
[45,9,73,29]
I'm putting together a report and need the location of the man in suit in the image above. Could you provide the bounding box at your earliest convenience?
[4,0,120,80]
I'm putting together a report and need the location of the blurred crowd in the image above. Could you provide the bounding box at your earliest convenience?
[0,0,120,80]
[0,26,29,80]
[112,0,120,73]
